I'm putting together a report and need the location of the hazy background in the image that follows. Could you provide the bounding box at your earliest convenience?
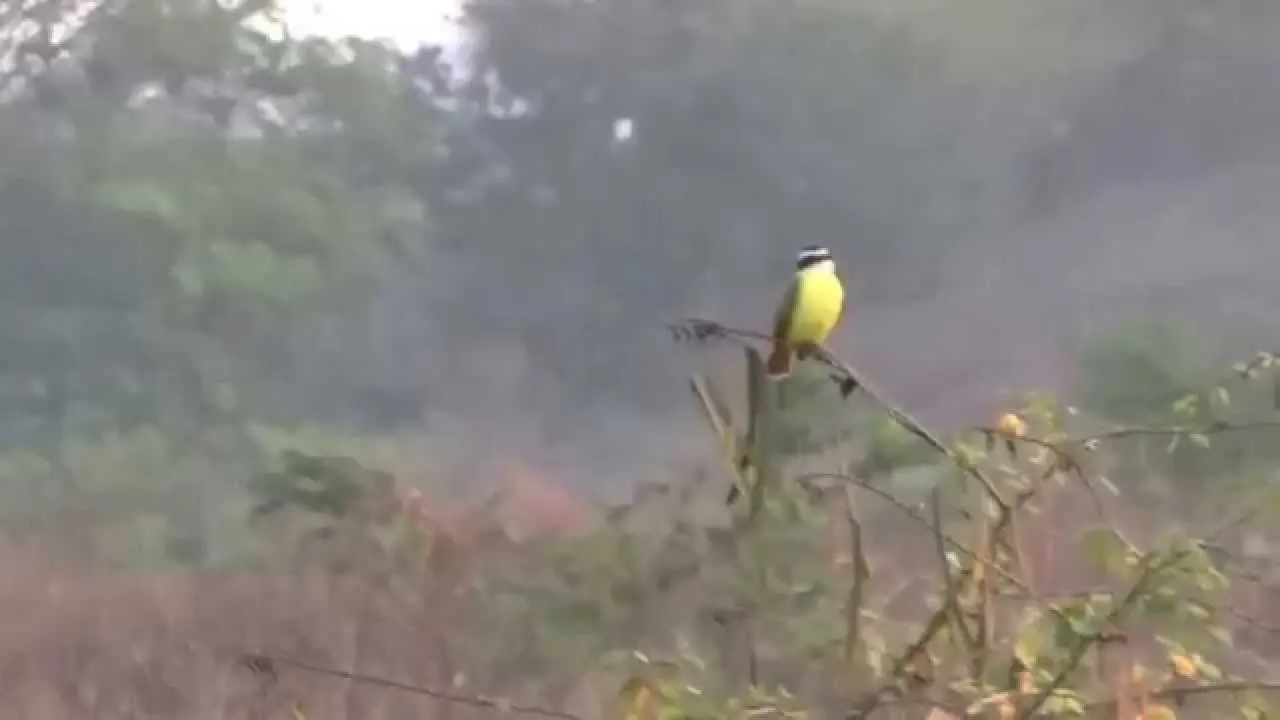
[1,0,1279,553]
[280,0,1280,485]
[3,2,1280,717]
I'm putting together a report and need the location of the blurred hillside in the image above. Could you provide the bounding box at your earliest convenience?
[2,0,1280,512]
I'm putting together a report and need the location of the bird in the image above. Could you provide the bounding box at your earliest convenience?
[766,245,846,379]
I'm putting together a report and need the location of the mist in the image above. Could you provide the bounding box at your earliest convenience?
[0,0,1274,523]
[4,0,1280,716]
[275,1,1280,496]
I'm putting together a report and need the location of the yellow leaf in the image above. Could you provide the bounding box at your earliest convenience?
[1142,703,1177,720]
[1170,653,1197,679]
[618,676,662,720]
[997,412,1027,438]
[291,703,308,720]
[1081,527,1131,577]
[1013,631,1041,670]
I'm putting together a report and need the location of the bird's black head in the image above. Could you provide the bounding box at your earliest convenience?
[795,245,834,270]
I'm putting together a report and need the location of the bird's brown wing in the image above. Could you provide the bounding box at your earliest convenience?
[766,278,800,377]
[771,277,799,342]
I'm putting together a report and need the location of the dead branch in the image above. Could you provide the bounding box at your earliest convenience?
[239,653,586,720]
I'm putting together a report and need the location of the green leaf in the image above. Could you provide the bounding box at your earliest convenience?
[1041,689,1086,717]
[1013,627,1044,669]
[1079,527,1130,577]
[94,180,186,228]
[1171,394,1199,419]
[1142,588,1183,619]
[1207,625,1233,647]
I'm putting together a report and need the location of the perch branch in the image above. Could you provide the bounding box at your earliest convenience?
[669,318,1009,510]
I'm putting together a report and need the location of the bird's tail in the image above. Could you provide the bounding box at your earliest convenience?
[766,342,792,378]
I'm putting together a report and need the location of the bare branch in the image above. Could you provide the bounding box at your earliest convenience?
[1084,680,1280,715]
[239,653,586,720]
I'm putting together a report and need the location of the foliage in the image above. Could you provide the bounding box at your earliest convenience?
[0,0,443,564]
[1075,321,1280,491]
[1077,317,1207,424]
[246,344,1280,719]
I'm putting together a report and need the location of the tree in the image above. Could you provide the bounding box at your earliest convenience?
[0,0,439,563]
[409,0,1028,429]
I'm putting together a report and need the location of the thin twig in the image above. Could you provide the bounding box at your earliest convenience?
[930,485,978,659]
[798,472,1030,595]
[969,418,1280,447]
[844,462,1058,720]
[1084,679,1280,714]
[1017,545,1195,718]
[974,416,1280,552]
[812,345,1010,512]
[1004,585,1280,636]
[841,484,871,664]
[238,654,586,720]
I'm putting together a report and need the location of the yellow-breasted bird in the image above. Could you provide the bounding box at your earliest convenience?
[766,245,846,378]
[724,246,847,507]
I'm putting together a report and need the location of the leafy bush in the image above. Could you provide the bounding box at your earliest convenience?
[1077,317,1207,424]
[239,342,1280,719]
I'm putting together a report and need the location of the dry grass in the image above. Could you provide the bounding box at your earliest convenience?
[0,466,604,719]
[0,544,529,719]
[0,467,1276,719]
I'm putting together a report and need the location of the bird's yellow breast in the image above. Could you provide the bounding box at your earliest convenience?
[786,268,845,345]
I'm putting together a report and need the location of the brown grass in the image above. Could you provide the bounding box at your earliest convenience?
[0,547,592,718]
[0,464,1276,719]
[0,467,603,719]
[0,548,356,718]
